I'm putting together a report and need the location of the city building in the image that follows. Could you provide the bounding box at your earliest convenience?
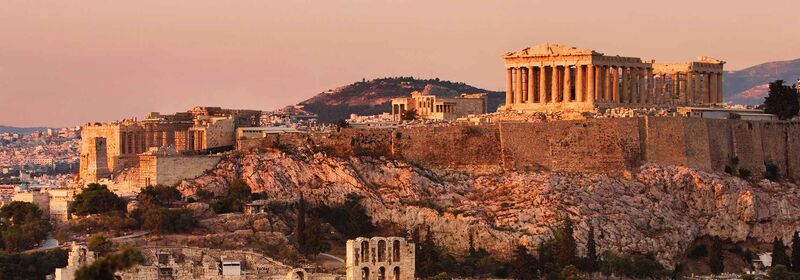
[391,91,488,121]
[12,189,50,217]
[502,43,725,113]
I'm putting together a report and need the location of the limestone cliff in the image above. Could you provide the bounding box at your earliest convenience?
[179,149,800,267]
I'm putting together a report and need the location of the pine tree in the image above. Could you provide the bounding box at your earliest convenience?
[510,246,538,280]
[763,80,800,120]
[709,237,724,274]
[555,219,577,268]
[773,237,789,267]
[586,225,598,272]
[791,232,800,272]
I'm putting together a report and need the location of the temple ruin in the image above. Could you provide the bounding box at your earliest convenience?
[390,91,487,121]
[502,43,725,113]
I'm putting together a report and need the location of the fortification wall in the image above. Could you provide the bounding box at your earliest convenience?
[234,118,799,181]
[395,125,501,167]
[499,119,641,173]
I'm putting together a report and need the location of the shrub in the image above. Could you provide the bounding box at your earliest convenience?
[765,162,780,181]
[87,233,114,257]
[141,208,196,233]
[0,201,50,252]
[0,249,68,280]
[75,245,144,280]
[724,165,734,175]
[319,193,375,239]
[71,183,126,216]
[738,168,752,179]
[688,244,707,259]
[137,185,182,208]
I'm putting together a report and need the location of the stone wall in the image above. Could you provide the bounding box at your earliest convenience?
[138,155,222,187]
[236,118,800,181]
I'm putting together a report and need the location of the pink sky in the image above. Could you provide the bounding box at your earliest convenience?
[1,0,799,127]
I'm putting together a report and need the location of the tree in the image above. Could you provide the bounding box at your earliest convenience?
[763,80,800,120]
[75,245,144,280]
[402,109,417,121]
[709,237,724,274]
[0,201,50,252]
[585,225,598,272]
[510,245,539,280]
[141,208,196,233]
[773,237,790,267]
[212,179,252,213]
[555,219,578,268]
[0,249,68,280]
[792,232,800,272]
[296,195,307,253]
[72,183,126,216]
[87,233,114,257]
[301,214,331,256]
[137,185,181,208]
[768,265,800,280]
[319,193,375,239]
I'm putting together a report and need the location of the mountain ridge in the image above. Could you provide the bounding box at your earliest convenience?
[724,58,800,105]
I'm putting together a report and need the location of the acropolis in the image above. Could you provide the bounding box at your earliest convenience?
[502,43,725,113]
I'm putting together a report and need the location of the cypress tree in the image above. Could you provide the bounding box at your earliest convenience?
[586,225,598,272]
[556,219,577,268]
[709,237,724,274]
[296,195,306,252]
[791,232,800,272]
[773,237,789,267]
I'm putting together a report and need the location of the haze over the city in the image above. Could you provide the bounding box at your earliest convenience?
[1,0,799,127]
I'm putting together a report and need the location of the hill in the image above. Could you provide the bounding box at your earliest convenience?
[0,125,49,135]
[298,77,504,123]
[724,58,800,105]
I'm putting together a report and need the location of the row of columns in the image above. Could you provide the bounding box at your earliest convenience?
[505,65,723,107]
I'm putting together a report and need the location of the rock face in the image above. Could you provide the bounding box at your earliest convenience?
[180,149,800,266]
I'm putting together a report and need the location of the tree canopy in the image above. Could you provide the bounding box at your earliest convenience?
[0,201,50,252]
[72,183,126,216]
[763,80,800,120]
[75,245,144,280]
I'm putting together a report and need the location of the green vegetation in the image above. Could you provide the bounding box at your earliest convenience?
[211,179,252,213]
[402,109,417,121]
[709,237,724,274]
[140,208,196,233]
[75,245,144,280]
[87,233,114,257]
[738,168,752,180]
[688,244,708,259]
[773,237,790,268]
[792,231,800,272]
[768,265,800,280]
[318,193,375,239]
[0,249,68,280]
[0,201,50,252]
[765,162,781,182]
[763,80,800,120]
[600,252,667,279]
[295,195,332,257]
[71,183,126,216]
[137,185,182,208]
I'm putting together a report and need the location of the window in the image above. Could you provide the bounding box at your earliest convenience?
[393,267,400,280]
[393,240,400,261]
[377,240,386,262]
[361,241,369,262]
[362,267,370,280]
[378,267,386,280]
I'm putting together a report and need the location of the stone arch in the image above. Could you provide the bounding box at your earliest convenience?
[378,266,386,280]
[392,240,400,262]
[377,240,386,262]
[361,240,369,262]
[361,266,370,280]
[286,268,307,280]
[393,266,400,280]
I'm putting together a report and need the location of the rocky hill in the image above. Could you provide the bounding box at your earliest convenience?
[0,125,49,134]
[725,58,800,105]
[298,77,504,123]
[178,148,800,271]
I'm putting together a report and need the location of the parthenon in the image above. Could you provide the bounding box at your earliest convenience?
[502,43,725,112]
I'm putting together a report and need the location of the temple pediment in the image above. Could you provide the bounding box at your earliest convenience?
[503,43,602,58]
[697,56,725,64]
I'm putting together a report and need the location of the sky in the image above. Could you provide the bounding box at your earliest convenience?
[1,0,799,127]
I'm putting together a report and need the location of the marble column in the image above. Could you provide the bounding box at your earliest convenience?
[644,68,653,104]
[563,66,572,103]
[675,73,684,105]
[505,68,513,106]
[539,66,547,104]
[515,67,523,104]
[613,67,621,103]
[551,65,559,103]
[576,65,584,102]
[604,66,612,102]
[710,72,718,104]
[637,68,645,104]
[717,73,724,104]
[686,72,694,105]
[520,68,528,103]
[587,65,595,103]
[528,66,536,103]
[614,67,629,103]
